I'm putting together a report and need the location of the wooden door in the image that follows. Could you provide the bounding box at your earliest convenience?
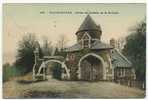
[81,60,91,81]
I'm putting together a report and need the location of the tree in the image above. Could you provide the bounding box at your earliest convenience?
[122,20,146,81]
[54,47,60,56]
[15,33,42,74]
[57,34,69,51]
[55,34,69,57]
[117,37,126,52]
[3,63,22,82]
[3,63,11,82]
[41,37,53,56]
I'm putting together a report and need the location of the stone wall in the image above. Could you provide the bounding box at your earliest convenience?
[65,49,113,80]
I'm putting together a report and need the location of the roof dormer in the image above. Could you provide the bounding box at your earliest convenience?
[81,32,91,48]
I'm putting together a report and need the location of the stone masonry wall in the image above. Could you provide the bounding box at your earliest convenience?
[65,49,113,80]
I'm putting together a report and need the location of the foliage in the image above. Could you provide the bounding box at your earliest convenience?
[54,47,61,56]
[15,33,42,74]
[3,63,23,82]
[56,34,69,51]
[3,63,11,82]
[41,37,53,56]
[122,20,146,81]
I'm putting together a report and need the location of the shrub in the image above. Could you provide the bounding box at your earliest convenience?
[3,63,26,82]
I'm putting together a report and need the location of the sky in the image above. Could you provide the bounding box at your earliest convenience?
[3,3,146,64]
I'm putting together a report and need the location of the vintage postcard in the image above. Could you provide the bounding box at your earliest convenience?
[3,3,146,98]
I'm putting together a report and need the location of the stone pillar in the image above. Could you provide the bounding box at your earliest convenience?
[124,68,125,77]
[77,65,81,80]
[107,53,114,80]
[132,68,136,80]
[103,62,107,80]
[43,63,46,80]
[33,48,39,80]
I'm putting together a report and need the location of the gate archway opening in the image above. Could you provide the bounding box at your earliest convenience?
[46,61,62,80]
[37,59,70,80]
[78,53,105,81]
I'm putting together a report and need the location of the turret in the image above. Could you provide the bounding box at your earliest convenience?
[76,15,102,42]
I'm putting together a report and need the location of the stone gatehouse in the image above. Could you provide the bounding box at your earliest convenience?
[33,15,136,82]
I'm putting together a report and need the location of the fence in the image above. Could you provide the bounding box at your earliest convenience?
[115,80,145,90]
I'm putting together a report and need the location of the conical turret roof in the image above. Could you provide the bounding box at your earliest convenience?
[76,15,101,34]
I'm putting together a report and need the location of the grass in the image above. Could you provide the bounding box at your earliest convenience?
[3,63,33,83]
[3,75,145,99]
[23,91,66,98]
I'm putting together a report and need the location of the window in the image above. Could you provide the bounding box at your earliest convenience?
[83,39,89,48]
[82,32,91,48]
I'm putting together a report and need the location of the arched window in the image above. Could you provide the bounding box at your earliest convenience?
[82,32,91,48]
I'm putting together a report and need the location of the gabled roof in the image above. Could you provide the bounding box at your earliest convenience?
[64,40,112,52]
[111,49,132,68]
[76,15,101,34]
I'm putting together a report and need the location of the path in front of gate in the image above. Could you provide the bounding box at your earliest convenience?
[3,76,145,98]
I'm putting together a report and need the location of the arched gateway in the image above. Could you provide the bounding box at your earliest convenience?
[38,59,70,79]
[33,15,135,82]
[33,51,70,80]
[78,53,106,81]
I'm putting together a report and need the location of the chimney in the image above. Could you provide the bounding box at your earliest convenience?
[110,38,116,48]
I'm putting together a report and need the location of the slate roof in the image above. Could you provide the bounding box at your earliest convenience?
[64,43,82,52]
[64,40,113,52]
[76,15,101,34]
[91,40,112,49]
[111,49,132,68]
